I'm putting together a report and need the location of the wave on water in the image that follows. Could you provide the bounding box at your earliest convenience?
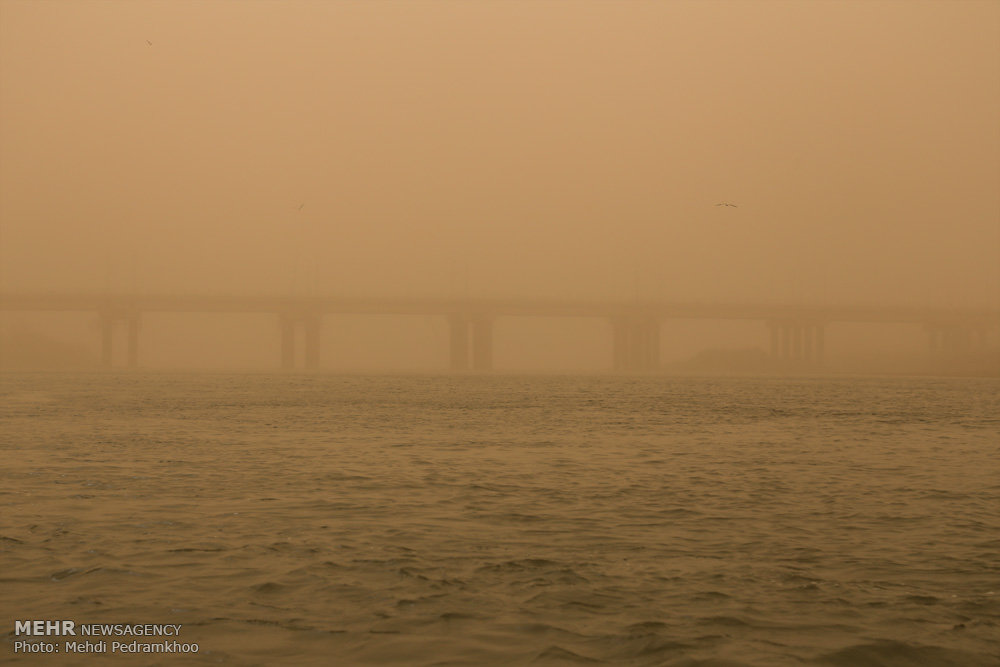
[2,373,998,665]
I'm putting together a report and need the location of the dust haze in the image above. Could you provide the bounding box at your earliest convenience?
[3,6,1000,663]
[1,0,998,371]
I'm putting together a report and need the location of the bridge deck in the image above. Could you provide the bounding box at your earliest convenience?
[1,293,997,325]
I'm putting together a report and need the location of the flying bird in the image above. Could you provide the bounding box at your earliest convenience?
[297,203,304,211]
[146,40,152,46]
[715,202,737,207]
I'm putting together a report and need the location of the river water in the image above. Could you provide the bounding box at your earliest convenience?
[1,373,998,666]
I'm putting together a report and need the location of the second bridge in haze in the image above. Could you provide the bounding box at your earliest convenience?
[1,293,996,372]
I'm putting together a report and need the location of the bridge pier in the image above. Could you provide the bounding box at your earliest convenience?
[101,315,114,367]
[279,312,322,370]
[304,316,321,370]
[281,318,295,369]
[638,319,660,370]
[472,317,494,371]
[611,317,660,372]
[627,322,645,370]
[127,316,140,368]
[768,320,824,366]
[780,322,791,360]
[448,315,469,371]
[612,319,629,371]
[971,324,994,350]
[925,323,982,356]
[6,293,997,373]
[447,315,494,372]
[99,310,140,368]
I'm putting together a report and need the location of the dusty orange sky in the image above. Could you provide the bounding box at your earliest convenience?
[1,0,998,307]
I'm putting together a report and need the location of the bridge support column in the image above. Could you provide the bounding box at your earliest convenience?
[612,319,630,371]
[448,315,469,371]
[972,326,987,349]
[943,327,957,353]
[770,320,824,366]
[280,317,296,370]
[101,314,114,368]
[926,326,940,355]
[956,326,972,352]
[639,319,660,370]
[950,326,972,353]
[927,324,976,357]
[279,312,323,370]
[472,317,493,372]
[611,317,659,372]
[627,321,646,370]
[768,322,779,359]
[304,316,322,370]
[780,323,791,360]
[126,314,140,368]
[99,309,140,369]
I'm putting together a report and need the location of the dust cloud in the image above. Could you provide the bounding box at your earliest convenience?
[1,1,998,371]
[3,7,1000,665]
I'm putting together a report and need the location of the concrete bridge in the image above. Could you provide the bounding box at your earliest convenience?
[1,292,997,371]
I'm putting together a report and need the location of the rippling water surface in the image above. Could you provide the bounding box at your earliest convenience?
[2,373,998,666]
